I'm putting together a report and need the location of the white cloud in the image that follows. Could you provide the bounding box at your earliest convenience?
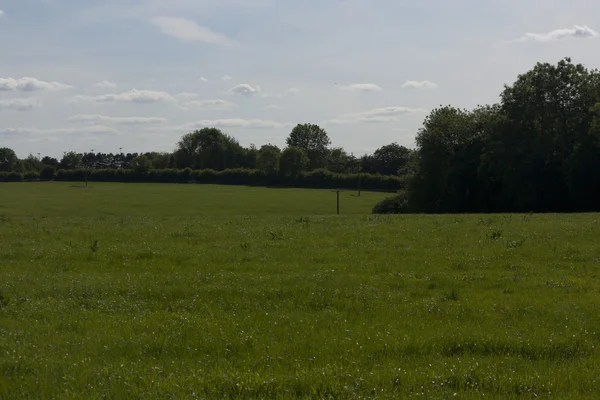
[229,83,261,96]
[0,98,40,111]
[149,17,235,46]
[183,99,237,109]
[71,89,176,103]
[93,80,117,88]
[402,80,437,89]
[287,87,300,94]
[51,125,120,136]
[221,75,233,81]
[0,10,4,17]
[0,77,72,92]
[265,104,280,110]
[174,92,198,100]
[67,114,168,125]
[183,118,286,129]
[324,106,427,125]
[517,25,599,42]
[200,77,209,82]
[0,125,118,138]
[340,83,383,92]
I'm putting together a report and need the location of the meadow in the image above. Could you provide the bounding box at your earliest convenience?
[1,182,600,399]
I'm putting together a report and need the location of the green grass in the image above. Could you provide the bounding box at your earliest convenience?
[2,183,600,398]
[0,182,386,216]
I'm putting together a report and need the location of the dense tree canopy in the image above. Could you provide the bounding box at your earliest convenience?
[285,123,331,170]
[279,147,309,179]
[0,148,18,172]
[256,144,281,175]
[375,57,600,213]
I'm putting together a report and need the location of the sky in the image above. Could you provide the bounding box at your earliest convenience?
[1,0,599,158]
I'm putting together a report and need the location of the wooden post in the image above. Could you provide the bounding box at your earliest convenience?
[331,190,344,215]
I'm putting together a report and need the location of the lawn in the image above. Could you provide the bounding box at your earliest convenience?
[1,183,600,398]
[0,182,386,216]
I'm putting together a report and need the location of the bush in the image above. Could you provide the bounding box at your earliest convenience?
[8,166,405,191]
[7,172,23,182]
[40,166,55,181]
[372,191,411,214]
[23,171,40,181]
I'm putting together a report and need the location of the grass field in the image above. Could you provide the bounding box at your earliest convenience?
[0,182,386,217]
[1,183,600,398]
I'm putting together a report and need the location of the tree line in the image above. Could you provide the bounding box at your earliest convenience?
[0,124,412,191]
[4,57,597,213]
[374,57,600,213]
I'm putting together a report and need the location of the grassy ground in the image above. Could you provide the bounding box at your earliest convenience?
[0,182,386,216]
[1,183,600,398]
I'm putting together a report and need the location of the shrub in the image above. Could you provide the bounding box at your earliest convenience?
[5,172,23,182]
[372,191,411,214]
[23,171,40,181]
[10,166,405,192]
[40,166,55,181]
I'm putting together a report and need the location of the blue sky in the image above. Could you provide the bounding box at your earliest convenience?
[1,0,599,158]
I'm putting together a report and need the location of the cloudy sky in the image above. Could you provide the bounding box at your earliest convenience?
[1,0,599,158]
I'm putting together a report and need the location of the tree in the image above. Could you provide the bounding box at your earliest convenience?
[40,166,55,181]
[21,154,43,172]
[362,143,412,175]
[242,144,258,169]
[286,123,331,170]
[59,151,82,170]
[41,156,59,167]
[256,144,281,174]
[483,57,600,211]
[279,146,309,179]
[130,155,152,174]
[0,148,18,172]
[409,105,485,213]
[144,152,173,169]
[174,128,245,170]
[327,147,356,173]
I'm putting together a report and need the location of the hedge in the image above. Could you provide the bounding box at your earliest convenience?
[3,167,403,192]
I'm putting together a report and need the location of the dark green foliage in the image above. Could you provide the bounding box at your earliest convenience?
[130,155,152,175]
[23,171,40,181]
[256,144,281,174]
[380,57,600,214]
[60,151,83,170]
[0,148,18,172]
[372,191,410,214]
[279,147,309,179]
[44,167,402,191]
[286,123,331,169]
[361,143,412,175]
[40,166,55,181]
[1,172,23,182]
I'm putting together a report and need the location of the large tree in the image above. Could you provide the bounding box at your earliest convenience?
[0,148,18,172]
[326,147,357,174]
[409,105,489,213]
[482,57,600,211]
[279,146,309,179]
[60,151,83,170]
[175,128,246,170]
[361,143,412,176]
[256,144,281,175]
[286,123,331,170]
[131,155,152,174]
